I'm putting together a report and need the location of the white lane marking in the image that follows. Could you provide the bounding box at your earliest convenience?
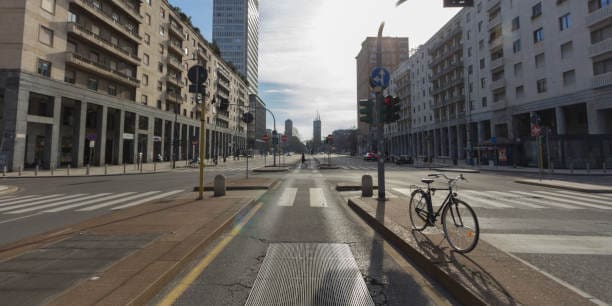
[555,191,612,204]
[0,195,44,206]
[5,193,113,214]
[77,191,160,211]
[533,191,611,210]
[482,234,612,255]
[44,192,137,212]
[277,188,298,207]
[558,191,612,202]
[0,212,45,225]
[507,191,580,209]
[0,194,38,203]
[486,191,545,209]
[111,190,183,210]
[0,194,81,212]
[309,188,327,207]
[459,191,512,208]
[0,195,16,200]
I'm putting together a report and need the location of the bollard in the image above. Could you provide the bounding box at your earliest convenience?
[86,164,90,176]
[35,165,39,176]
[570,162,574,174]
[104,164,108,176]
[18,166,22,176]
[362,174,373,197]
[50,166,54,176]
[214,174,226,197]
[587,162,591,174]
[123,162,126,174]
[67,164,71,176]
[2,165,6,177]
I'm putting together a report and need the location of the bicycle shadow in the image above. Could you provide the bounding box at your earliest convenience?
[410,230,517,305]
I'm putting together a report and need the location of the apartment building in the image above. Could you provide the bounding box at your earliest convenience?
[0,0,248,171]
[388,0,612,168]
[385,60,411,156]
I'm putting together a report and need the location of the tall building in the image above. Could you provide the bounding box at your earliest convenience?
[248,94,266,153]
[386,0,612,168]
[284,119,293,138]
[212,0,259,95]
[0,0,248,171]
[355,37,409,153]
[313,112,321,153]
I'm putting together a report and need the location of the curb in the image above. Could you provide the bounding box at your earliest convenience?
[432,168,480,173]
[253,168,288,173]
[0,169,171,179]
[128,198,259,305]
[514,180,612,193]
[335,185,378,191]
[347,198,486,306]
[192,185,270,191]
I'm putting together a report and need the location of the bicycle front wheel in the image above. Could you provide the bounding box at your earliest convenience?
[409,190,429,231]
[442,199,479,253]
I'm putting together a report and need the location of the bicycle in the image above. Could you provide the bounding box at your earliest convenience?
[409,173,479,253]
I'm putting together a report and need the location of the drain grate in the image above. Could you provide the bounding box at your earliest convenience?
[245,243,374,306]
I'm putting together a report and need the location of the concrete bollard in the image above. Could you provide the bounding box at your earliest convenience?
[67,164,71,176]
[214,174,226,197]
[35,165,38,176]
[362,175,373,197]
[50,166,54,176]
[550,161,554,174]
[104,164,108,176]
[86,164,90,176]
[2,166,6,176]
[18,166,22,176]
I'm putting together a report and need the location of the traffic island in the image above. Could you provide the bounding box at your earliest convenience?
[0,190,266,306]
[253,166,289,173]
[335,182,378,191]
[347,196,594,306]
[192,177,278,191]
[318,164,340,170]
[514,179,612,193]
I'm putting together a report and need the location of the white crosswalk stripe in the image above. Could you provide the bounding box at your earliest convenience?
[0,194,80,212]
[111,190,183,210]
[508,191,582,209]
[557,191,612,202]
[485,191,545,209]
[6,193,112,214]
[277,188,298,207]
[0,195,43,206]
[458,191,512,208]
[44,192,137,212]
[309,188,327,207]
[533,191,612,210]
[77,191,160,211]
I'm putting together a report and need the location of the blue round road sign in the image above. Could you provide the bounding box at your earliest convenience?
[370,67,390,89]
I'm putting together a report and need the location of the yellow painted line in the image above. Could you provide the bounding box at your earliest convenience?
[157,202,263,306]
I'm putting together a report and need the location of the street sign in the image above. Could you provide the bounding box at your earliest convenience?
[491,136,497,145]
[87,133,96,141]
[89,140,95,148]
[153,136,162,142]
[370,67,390,89]
[242,112,254,124]
[281,135,288,142]
[531,125,542,137]
[261,134,269,142]
[188,84,205,95]
[188,65,208,83]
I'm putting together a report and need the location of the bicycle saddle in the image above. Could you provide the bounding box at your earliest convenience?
[421,178,434,184]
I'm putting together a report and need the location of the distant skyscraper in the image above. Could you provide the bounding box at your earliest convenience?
[313,112,322,153]
[212,0,259,94]
[285,119,293,138]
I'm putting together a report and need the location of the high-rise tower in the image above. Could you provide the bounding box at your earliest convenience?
[313,112,322,153]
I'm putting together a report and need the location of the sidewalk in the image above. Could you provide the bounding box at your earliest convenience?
[347,197,597,306]
[0,180,273,305]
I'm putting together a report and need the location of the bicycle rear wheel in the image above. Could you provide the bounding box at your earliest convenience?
[409,190,429,231]
[441,198,479,253]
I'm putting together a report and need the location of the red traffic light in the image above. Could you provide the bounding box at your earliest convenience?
[261,134,269,141]
[384,95,392,105]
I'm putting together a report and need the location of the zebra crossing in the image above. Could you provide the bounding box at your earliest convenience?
[0,190,184,215]
[275,187,330,207]
[389,188,612,211]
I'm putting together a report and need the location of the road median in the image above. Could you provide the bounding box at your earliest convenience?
[514,179,612,193]
[347,196,593,306]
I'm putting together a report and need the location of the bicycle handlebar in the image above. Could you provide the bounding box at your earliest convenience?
[427,173,467,185]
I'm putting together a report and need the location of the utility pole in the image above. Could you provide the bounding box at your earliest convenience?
[375,22,386,200]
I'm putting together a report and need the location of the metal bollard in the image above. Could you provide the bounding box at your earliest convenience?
[86,164,90,176]
[104,164,108,176]
[18,166,22,176]
[35,165,38,176]
[214,174,226,197]
[587,162,591,174]
[2,165,6,177]
[362,175,373,197]
[67,164,71,176]
[123,162,127,174]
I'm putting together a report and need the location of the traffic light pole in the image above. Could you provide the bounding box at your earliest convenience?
[375,22,386,201]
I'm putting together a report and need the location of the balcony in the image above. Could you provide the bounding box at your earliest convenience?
[586,5,612,28]
[589,38,612,57]
[490,57,504,70]
[489,36,502,49]
[432,77,464,95]
[67,22,140,66]
[490,77,506,90]
[165,90,183,104]
[168,40,184,56]
[592,72,612,88]
[111,0,142,22]
[71,0,141,43]
[167,57,182,71]
[168,22,185,39]
[488,14,501,30]
[486,0,501,11]
[166,75,185,87]
[431,61,463,80]
[65,52,140,87]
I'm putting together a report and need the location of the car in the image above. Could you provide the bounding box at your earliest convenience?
[395,155,413,165]
[363,152,378,161]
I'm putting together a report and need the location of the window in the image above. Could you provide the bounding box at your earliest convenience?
[143,53,149,65]
[160,8,165,18]
[159,43,164,54]
[480,58,485,69]
[141,95,148,105]
[535,53,545,69]
[532,2,542,18]
[144,33,150,45]
[514,62,522,76]
[536,78,547,93]
[482,97,487,107]
[468,47,472,57]
[563,70,575,86]
[68,11,77,22]
[159,26,165,36]
[468,65,473,74]
[37,59,51,77]
[593,58,612,75]
[478,21,482,32]
[513,39,521,53]
[560,41,573,59]
[511,17,520,31]
[41,0,56,14]
[533,28,544,43]
[67,40,77,52]
[479,40,484,50]
[145,13,151,25]
[87,77,98,91]
[38,25,53,46]
[481,77,486,88]
[515,86,524,99]
[157,100,162,109]
[158,62,163,73]
[89,51,99,63]
[142,74,148,85]
[157,81,163,91]
[108,84,117,96]
[559,14,571,31]
[64,70,75,84]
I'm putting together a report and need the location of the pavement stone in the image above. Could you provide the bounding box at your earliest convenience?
[347,196,594,306]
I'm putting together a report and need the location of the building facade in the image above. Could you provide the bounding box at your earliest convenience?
[212,0,259,95]
[355,36,409,153]
[0,0,248,171]
[387,0,612,168]
[313,113,321,153]
[248,94,265,153]
[284,119,293,138]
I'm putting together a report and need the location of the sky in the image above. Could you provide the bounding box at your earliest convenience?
[171,0,460,140]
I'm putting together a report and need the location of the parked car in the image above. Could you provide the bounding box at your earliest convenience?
[395,155,414,165]
[363,152,378,161]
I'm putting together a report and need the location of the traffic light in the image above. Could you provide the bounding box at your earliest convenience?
[383,96,401,123]
[358,99,373,124]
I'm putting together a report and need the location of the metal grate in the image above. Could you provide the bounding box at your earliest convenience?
[245,243,374,306]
